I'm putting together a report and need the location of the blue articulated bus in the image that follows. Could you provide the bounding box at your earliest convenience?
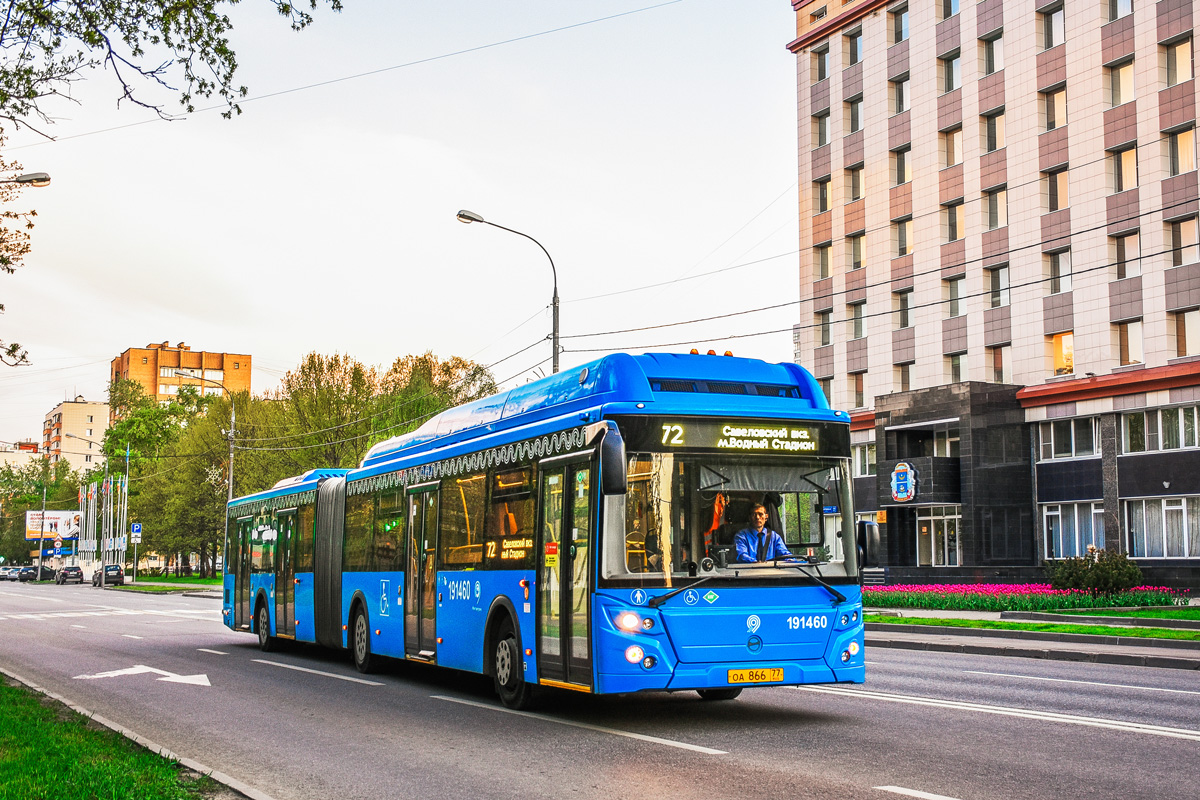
[223,352,865,708]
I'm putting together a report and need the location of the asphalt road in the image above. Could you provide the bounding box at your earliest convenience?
[2,583,1198,800]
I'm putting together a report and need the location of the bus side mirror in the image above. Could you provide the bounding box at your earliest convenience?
[856,520,879,568]
[598,424,627,496]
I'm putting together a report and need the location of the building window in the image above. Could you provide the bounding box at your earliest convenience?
[984,188,1007,230]
[814,243,831,279]
[1170,218,1200,266]
[892,76,910,114]
[1044,502,1106,559]
[813,45,830,82]
[848,303,865,340]
[815,178,831,213]
[817,310,832,346]
[851,372,866,408]
[895,291,912,329]
[1113,232,1140,279]
[892,145,911,185]
[947,353,965,383]
[86,415,93,423]
[853,444,877,477]
[814,112,830,147]
[982,34,1003,76]
[142,357,148,364]
[1041,4,1065,50]
[1108,0,1132,22]
[894,217,913,257]
[846,29,863,66]
[1040,417,1099,460]
[1043,87,1066,131]
[944,202,964,243]
[1045,168,1069,212]
[847,232,865,269]
[846,166,864,203]
[891,5,909,44]
[896,363,911,392]
[983,110,1005,152]
[990,345,1012,383]
[946,277,964,318]
[1166,38,1193,87]
[1111,146,1137,192]
[1126,497,1200,559]
[1052,331,1074,376]
[989,265,1010,307]
[940,0,959,20]
[1108,60,1134,107]
[85,428,93,437]
[1048,250,1072,294]
[1176,309,1200,357]
[1169,127,1196,176]
[1124,405,1200,453]
[1117,319,1144,365]
[811,6,827,22]
[85,455,93,463]
[847,96,863,133]
[818,378,832,405]
[942,126,963,167]
[941,52,961,93]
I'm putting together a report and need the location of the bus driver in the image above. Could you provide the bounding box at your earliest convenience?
[733,504,792,563]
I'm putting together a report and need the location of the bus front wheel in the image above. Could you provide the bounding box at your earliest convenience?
[256,603,276,652]
[697,688,742,701]
[352,607,375,674]
[493,621,534,710]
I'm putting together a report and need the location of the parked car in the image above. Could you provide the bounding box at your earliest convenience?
[0,567,17,580]
[56,566,84,585]
[18,565,56,582]
[4,566,20,581]
[92,564,124,586]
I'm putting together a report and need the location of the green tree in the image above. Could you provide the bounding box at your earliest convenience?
[0,134,38,365]
[0,459,80,565]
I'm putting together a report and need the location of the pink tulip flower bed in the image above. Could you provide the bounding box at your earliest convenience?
[862,583,1184,611]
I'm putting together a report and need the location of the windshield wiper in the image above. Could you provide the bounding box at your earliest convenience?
[775,558,847,604]
[648,575,718,608]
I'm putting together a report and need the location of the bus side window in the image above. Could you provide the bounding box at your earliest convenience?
[439,473,486,569]
[485,468,534,570]
[374,488,405,571]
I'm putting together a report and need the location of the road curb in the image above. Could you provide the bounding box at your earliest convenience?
[0,665,277,800]
[865,636,1200,670]
[866,621,1200,650]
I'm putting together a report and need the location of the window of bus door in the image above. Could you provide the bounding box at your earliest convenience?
[538,461,592,683]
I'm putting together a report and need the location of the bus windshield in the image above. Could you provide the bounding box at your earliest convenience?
[602,453,857,583]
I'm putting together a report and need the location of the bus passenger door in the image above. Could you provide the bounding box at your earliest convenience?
[537,459,593,686]
[236,517,253,629]
[405,485,439,661]
[275,511,296,638]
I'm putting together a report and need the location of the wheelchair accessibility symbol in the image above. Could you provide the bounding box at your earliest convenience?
[684,589,699,605]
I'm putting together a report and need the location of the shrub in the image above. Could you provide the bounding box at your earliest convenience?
[1044,547,1143,597]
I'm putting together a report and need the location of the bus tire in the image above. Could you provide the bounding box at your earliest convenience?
[697,688,742,701]
[352,606,375,674]
[256,602,276,652]
[493,620,534,710]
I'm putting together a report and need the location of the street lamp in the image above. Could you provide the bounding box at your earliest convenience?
[456,209,560,373]
[1,172,51,187]
[65,433,109,588]
[175,371,236,506]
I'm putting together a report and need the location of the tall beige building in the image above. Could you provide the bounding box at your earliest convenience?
[789,0,1199,586]
[43,397,110,474]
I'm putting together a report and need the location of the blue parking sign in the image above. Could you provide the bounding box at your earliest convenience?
[131,523,142,534]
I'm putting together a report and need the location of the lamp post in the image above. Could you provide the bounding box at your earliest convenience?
[456,209,560,373]
[65,433,109,588]
[176,371,235,577]
[0,172,51,187]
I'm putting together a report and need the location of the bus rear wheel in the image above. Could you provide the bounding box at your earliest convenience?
[493,621,534,710]
[256,603,276,652]
[697,688,742,701]
[352,607,375,674]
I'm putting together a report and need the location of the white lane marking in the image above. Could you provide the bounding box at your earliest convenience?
[253,659,385,686]
[74,664,210,686]
[0,591,66,602]
[197,648,228,656]
[71,625,86,629]
[432,695,727,755]
[797,686,1200,742]
[875,787,963,800]
[122,634,144,639]
[965,670,1200,697]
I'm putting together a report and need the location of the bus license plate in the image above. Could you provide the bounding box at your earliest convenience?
[727,668,784,684]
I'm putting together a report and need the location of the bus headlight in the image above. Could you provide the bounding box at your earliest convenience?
[616,611,642,632]
[625,645,645,664]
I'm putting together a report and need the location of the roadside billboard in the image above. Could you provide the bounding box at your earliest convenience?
[25,510,82,540]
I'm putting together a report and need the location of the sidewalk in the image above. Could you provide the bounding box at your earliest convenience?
[865,608,1200,671]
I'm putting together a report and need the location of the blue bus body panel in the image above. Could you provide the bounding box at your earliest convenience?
[251,573,276,631]
[222,573,235,629]
[341,572,404,657]
[295,572,316,643]
[435,570,536,675]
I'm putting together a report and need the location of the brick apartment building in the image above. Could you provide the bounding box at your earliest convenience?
[110,341,252,417]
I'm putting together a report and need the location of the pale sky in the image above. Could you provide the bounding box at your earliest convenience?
[0,0,800,446]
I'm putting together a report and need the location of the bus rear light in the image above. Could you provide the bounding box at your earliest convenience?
[624,645,645,664]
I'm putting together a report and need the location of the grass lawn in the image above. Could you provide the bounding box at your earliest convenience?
[0,677,227,799]
[113,585,213,594]
[134,576,222,586]
[866,614,1200,641]
[1057,607,1200,620]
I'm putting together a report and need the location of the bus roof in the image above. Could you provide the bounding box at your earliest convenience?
[360,352,837,470]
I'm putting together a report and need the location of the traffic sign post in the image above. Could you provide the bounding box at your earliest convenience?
[131,523,141,583]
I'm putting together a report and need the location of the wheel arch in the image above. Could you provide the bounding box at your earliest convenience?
[482,595,522,678]
[347,590,369,649]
